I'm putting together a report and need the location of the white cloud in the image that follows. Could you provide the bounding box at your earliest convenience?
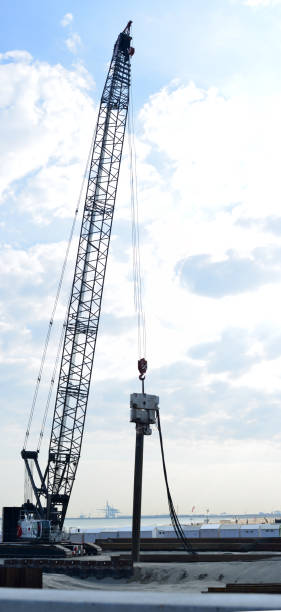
[65,33,82,55]
[3,75,281,393]
[139,82,281,221]
[0,50,32,63]
[0,51,95,221]
[61,13,73,27]
[3,51,281,512]
[60,13,82,56]
[0,242,68,287]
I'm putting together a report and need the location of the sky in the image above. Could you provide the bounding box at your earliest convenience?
[2,0,281,517]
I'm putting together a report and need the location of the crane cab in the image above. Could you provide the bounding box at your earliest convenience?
[17,515,51,541]
[2,506,51,542]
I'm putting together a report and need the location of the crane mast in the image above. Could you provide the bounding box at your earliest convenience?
[22,23,133,530]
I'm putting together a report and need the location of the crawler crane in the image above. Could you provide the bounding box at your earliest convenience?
[3,23,134,542]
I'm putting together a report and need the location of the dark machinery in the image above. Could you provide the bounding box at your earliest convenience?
[4,23,134,541]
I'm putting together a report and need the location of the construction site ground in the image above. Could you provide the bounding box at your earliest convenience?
[43,556,281,593]
[4,539,281,593]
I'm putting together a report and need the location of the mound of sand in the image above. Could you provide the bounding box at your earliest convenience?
[44,556,281,592]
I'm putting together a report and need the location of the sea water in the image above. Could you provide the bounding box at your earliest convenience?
[64,517,169,531]
[63,515,236,531]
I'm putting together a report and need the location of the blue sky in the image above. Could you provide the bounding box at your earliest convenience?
[3,0,281,103]
[2,0,281,517]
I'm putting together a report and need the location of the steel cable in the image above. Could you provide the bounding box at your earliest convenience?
[23,129,96,451]
[156,410,196,556]
[128,79,146,360]
[127,45,192,555]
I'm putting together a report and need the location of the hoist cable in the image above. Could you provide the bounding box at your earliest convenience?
[37,129,96,451]
[127,31,191,556]
[23,130,96,451]
[128,82,146,359]
[36,315,66,452]
[156,410,196,556]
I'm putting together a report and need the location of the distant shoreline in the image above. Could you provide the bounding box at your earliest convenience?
[66,513,281,520]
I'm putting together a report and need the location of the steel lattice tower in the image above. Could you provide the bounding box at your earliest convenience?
[22,24,133,528]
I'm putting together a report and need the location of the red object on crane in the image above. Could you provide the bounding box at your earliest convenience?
[138,358,147,381]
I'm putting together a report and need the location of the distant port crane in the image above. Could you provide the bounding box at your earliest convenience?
[3,23,134,542]
[98,501,121,519]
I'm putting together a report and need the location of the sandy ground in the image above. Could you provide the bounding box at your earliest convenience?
[43,557,281,592]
